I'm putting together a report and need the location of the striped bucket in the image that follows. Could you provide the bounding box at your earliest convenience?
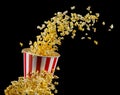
[22,48,60,78]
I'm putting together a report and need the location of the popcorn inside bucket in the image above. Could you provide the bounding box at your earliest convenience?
[22,48,60,78]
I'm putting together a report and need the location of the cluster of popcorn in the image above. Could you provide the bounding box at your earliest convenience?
[4,70,59,95]
[20,6,113,56]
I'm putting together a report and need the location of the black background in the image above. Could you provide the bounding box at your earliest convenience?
[0,0,119,95]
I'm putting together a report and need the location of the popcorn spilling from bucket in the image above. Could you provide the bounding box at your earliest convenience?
[20,6,114,56]
[20,4,114,85]
[4,5,114,95]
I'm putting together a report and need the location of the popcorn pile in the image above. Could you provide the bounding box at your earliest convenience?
[20,6,113,56]
[4,70,59,95]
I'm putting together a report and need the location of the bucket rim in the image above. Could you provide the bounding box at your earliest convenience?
[21,48,60,57]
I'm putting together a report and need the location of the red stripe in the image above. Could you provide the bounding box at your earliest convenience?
[51,57,57,73]
[36,57,42,73]
[23,53,26,78]
[28,54,33,77]
[45,57,51,71]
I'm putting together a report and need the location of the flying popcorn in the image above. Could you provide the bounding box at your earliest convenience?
[26,5,110,56]
[19,42,23,47]
[70,6,75,10]
[108,24,114,31]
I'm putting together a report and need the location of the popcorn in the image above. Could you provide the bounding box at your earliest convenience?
[94,40,98,45]
[19,5,113,56]
[87,37,92,40]
[81,36,85,40]
[86,6,91,11]
[4,70,59,95]
[26,5,105,56]
[70,6,75,10]
[54,81,59,85]
[102,21,106,25]
[53,75,59,79]
[56,66,60,71]
[19,42,23,47]
[110,24,114,29]
[93,27,96,32]
[54,89,58,94]
[108,24,114,31]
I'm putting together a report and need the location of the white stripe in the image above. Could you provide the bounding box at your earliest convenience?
[53,57,59,73]
[32,56,37,73]
[40,57,46,72]
[54,57,58,68]
[48,58,54,72]
[26,53,29,75]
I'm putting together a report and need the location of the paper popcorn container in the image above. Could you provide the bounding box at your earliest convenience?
[22,48,60,78]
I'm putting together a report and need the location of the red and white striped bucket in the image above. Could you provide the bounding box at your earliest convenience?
[22,48,60,78]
